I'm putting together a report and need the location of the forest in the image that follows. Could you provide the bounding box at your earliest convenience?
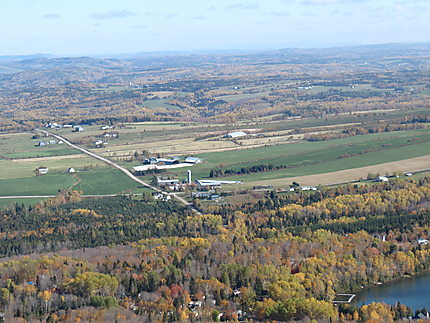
[0,177,429,321]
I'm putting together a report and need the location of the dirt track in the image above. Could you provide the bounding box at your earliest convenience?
[248,154,430,186]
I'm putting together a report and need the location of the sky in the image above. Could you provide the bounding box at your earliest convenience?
[1,0,429,56]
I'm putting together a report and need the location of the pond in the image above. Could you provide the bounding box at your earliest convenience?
[353,273,430,310]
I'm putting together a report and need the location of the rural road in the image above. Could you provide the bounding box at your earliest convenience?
[36,129,201,214]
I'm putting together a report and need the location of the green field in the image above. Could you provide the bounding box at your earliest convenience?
[0,131,139,196]
[0,173,77,196]
[72,168,139,195]
[0,132,79,159]
[162,128,430,182]
[0,198,45,209]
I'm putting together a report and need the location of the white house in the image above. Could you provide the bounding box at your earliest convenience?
[67,167,76,173]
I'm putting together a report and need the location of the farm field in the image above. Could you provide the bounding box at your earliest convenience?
[246,154,430,187]
[0,130,140,199]
[71,168,140,195]
[2,108,430,201]
[159,128,430,184]
[0,197,45,208]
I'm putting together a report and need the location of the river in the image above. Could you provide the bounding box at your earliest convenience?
[353,273,430,310]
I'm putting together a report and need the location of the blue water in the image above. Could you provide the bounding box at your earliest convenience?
[354,274,430,310]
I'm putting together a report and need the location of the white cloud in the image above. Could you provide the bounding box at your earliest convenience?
[90,10,137,19]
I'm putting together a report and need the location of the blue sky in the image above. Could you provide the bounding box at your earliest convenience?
[1,0,429,56]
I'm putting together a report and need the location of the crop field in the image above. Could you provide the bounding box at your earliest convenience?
[160,128,430,185]
[71,168,140,195]
[0,131,139,200]
[2,107,430,203]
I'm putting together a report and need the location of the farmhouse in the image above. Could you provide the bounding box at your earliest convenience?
[224,131,247,139]
[67,168,76,173]
[74,126,84,132]
[37,141,47,147]
[185,157,202,164]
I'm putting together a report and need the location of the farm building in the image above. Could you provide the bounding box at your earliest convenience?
[195,179,242,187]
[37,141,47,147]
[301,186,317,191]
[185,157,202,164]
[74,126,84,132]
[224,131,247,139]
[35,167,49,175]
[157,177,180,185]
[144,157,158,165]
[67,168,76,173]
[418,238,429,245]
[376,176,389,182]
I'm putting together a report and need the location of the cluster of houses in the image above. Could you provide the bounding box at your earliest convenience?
[287,185,318,192]
[45,122,84,132]
[36,139,63,147]
[101,132,118,138]
[94,140,108,148]
[152,192,172,201]
[133,156,202,172]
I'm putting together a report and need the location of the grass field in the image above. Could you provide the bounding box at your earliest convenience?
[0,198,45,209]
[2,108,430,198]
[159,128,430,185]
[72,168,139,195]
[0,131,139,196]
[0,173,77,196]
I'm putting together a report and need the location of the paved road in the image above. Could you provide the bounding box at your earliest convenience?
[36,129,201,214]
